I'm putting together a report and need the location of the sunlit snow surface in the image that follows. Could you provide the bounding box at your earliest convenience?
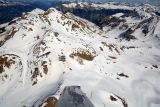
[0,3,160,107]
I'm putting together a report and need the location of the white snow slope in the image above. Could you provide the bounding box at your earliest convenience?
[0,4,160,107]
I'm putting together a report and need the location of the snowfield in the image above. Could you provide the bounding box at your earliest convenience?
[0,2,160,107]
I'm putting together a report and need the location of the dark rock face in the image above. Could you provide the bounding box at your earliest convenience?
[55,86,94,107]
[100,16,126,28]
[119,28,137,41]
[121,9,142,19]
[142,25,149,35]
[119,16,156,41]
[155,12,160,16]
[0,27,5,33]
[57,5,136,28]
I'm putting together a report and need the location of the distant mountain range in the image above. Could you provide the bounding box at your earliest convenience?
[1,0,160,5]
[0,0,26,6]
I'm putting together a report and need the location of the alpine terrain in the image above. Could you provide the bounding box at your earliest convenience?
[0,2,160,107]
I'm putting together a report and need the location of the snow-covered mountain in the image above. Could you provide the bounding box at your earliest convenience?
[0,2,160,107]
[0,0,24,6]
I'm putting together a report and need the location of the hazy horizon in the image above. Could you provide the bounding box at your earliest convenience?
[3,0,160,5]
[26,0,160,5]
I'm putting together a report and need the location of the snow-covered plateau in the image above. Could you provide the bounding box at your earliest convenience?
[0,2,160,107]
